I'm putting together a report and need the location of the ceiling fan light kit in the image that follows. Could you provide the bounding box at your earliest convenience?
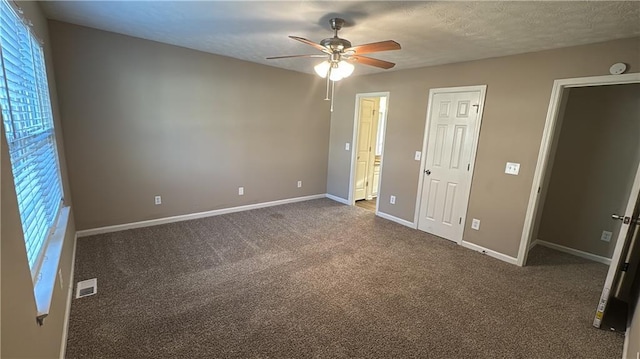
[267,17,401,111]
[314,60,354,81]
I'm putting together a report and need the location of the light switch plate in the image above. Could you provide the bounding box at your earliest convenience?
[505,162,520,175]
[414,151,422,161]
[238,187,244,196]
[345,143,350,151]
[390,195,396,204]
[471,218,480,230]
[601,231,612,242]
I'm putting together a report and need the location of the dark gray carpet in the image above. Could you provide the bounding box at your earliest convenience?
[66,198,623,358]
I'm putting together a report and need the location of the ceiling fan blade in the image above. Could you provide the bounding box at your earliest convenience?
[351,55,396,69]
[289,36,329,53]
[266,54,327,60]
[345,40,401,55]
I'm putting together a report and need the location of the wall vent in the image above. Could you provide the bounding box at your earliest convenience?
[76,278,97,298]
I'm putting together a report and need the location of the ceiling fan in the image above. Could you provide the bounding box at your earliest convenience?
[267,18,401,111]
[267,17,401,80]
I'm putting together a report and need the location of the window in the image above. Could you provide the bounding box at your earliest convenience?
[0,0,64,278]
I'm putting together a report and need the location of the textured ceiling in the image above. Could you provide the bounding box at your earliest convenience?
[41,1,640,77]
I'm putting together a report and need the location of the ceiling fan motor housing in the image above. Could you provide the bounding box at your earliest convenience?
[321,37,352,52]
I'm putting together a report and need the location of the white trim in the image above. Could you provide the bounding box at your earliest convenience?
[59,233,77,359]
[376,211,415,228]
[528,239,539,251]
[535,239,611,265]
[348,91,390,206]
[460,240,519,265]
[517,73,640,267]
[77,194,326,237]
[622,319,631,359]
[34,207,70,320]
[325,193,350,205]
[414,85,488,243]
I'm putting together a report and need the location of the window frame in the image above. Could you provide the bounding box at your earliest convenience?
[0,0,65,284]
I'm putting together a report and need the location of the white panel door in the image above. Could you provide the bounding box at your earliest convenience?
[418,90,481,242]
[594,161,640,328]
[354,98,375,201]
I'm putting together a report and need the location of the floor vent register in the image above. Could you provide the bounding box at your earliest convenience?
[76,278,98,298]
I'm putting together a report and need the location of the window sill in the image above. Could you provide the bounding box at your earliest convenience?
[34,206,70,325]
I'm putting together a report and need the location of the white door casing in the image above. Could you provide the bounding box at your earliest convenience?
[354,98,375,201]
[416,86,486,243]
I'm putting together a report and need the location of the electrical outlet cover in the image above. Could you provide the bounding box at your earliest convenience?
[505,162,520,175]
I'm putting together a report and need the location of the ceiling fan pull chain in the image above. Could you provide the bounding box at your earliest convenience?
[330,78,335,112]
[325,73,330,101]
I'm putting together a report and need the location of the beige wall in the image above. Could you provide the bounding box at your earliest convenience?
[48,21,331,231]
[1,2,76,358]
[327,37,640,258]
[538,84,640,258]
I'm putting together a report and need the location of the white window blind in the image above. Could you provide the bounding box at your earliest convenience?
[0,0,64,274]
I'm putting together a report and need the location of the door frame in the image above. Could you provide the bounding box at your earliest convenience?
[516,73,640,267]
[517,73,640,267]
[349,91,390,214]
[414,85,487,243]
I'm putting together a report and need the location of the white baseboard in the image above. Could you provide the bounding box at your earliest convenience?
[77,194,326,237]
[535,239,611,265]
[461,241,519,265]
[60,234,77,359]
[325,193,350,205]
[529,239,539,251]
[376,211,416,229]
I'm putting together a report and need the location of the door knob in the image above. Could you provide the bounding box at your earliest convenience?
[425,169,431,175]
[612,214,630,224]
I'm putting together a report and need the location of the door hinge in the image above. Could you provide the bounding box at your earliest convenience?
[467,164,470,171]
[472,104,479,113]
[621,262,629,272]
[537,187,541,194]
[366,181,368,187]
[459,217,462,224]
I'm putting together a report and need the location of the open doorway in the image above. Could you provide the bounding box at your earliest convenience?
[349,92,389,212]
[519,74,640,336]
